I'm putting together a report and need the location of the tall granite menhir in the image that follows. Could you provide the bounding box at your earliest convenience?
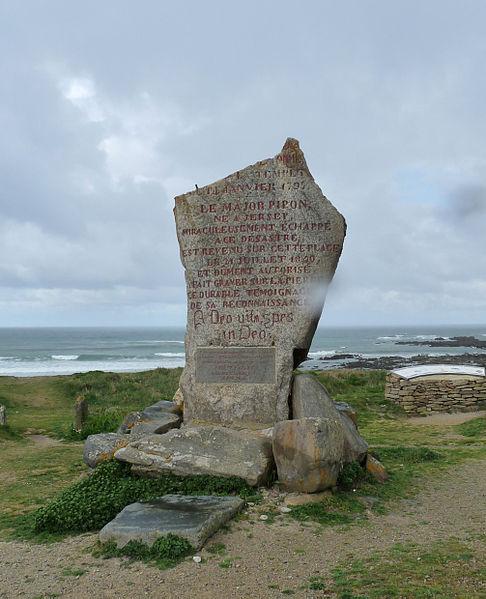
[174,138,346,428]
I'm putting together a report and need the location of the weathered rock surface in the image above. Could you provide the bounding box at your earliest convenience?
[117,411,143,434]
[99,495,244,550]
[340,412,368,463]
[172,388,184,413]
[129,412,181,437]
[174,138,346,428]
[365,455,388,483]
[272,417,345,492]
[118,401,182,435]
[335,401,357,425]
[83,433,130,468]
[291,373,367,463]
[142,400,181,417]
[73,396,88,432]
[0,404,6,426]
[291,373,335,419]
[115,425,274,486]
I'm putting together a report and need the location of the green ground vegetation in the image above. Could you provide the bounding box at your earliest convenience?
[1,368,486,543]
[0,368,181,538]
[32,460,254,536]
[93,534,194,570]
[329,535,486,598]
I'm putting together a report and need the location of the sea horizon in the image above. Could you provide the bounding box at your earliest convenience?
[1,324,486,378]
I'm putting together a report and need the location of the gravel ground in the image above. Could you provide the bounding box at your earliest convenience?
[407,410,486,426]
[1,459,485,599]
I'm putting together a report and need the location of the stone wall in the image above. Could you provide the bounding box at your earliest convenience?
[385,373,486,416]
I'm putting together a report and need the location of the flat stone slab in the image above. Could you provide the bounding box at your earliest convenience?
[115,425,274,486]
[130,412,181,436]
[392,365,486,380]
[141,400,181,417]
[99,495,244,550]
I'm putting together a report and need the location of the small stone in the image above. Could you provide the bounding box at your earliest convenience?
[193,555,202,563]
[129,412,181,436]
[334,402,358,425]
[259,514,268,521]
[365,455,388,483]
[83,433,131,468]
[279,506,292,514]
[117,411,143,434]
[141,400,181,418]
[172,388,184,414]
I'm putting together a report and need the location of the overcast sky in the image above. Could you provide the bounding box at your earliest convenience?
[1,1,485,327]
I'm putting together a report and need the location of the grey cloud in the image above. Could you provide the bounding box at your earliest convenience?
[1,1,486,325]
[448,185,486,219]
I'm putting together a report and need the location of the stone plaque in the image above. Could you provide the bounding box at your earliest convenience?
[174,138,346,427]
[195,347,276,384]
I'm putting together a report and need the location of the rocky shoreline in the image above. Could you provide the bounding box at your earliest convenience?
[312,352,486,371]
[395,336,486,349]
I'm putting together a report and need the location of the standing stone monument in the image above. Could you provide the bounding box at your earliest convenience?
[114,138,368,492]
[174,138,346,428]
[93,139,376,554]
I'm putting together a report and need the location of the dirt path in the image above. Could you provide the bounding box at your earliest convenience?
[24,434,63,448]
[1,459,485,599]
[408,410,486,426]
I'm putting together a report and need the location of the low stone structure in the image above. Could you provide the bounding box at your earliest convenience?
[385,365,486,416]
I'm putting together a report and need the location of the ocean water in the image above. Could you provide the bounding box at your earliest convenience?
[0,325,485,377]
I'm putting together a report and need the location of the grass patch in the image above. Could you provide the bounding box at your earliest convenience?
[0,368,182,440]
[95,534,193,569]
[32,460,254,536]
[307,575,326,591]
[290,493,365,526]
[62,409,127,441]
[0,438,85,540]
[337,461,372,491]
[61,566,87,577]
[456,416,486,438]
[0,424,21,441]
[331,536,486,598]
[373,446,442,464]
[314,370,402,425]
[206,542,226,555]
[0,368,181,540]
